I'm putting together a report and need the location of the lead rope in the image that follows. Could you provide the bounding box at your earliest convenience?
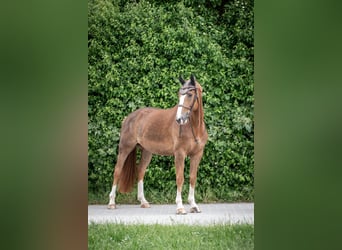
[178,120,197,143]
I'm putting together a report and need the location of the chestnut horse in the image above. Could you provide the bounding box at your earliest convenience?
[108,75,208,214]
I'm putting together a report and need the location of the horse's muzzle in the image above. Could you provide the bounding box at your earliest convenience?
[176,112,190,125]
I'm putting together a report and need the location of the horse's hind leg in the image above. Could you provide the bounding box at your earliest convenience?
[137,149,152,208]
[108,145,136,209]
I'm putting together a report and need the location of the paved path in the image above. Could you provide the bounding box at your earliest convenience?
[88,203,253,225]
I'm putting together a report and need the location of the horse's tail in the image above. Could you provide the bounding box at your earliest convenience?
[118,146,137,193]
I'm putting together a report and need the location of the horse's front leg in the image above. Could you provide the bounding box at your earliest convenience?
[188,150,204,213]
[175,152,187,215]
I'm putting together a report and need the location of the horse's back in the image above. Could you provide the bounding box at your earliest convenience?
[120,106,174,132]
[122,107,169,126]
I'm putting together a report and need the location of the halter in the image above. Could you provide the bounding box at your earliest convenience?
[178,86,199,144]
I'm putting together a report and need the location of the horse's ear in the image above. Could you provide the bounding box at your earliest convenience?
[190,74,196,86]
[179,75,186,85]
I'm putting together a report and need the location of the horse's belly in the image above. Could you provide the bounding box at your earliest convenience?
[138,138,174,156]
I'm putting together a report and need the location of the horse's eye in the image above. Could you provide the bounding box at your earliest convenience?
[187,93,193,97]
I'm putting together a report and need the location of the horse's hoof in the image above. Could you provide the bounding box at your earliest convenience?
[107,204,116,209]
[190,207,201,213]
[176,208,187,215]
[140,203,150,208]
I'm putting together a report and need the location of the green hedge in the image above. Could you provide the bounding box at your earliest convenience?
[88,0,254,202]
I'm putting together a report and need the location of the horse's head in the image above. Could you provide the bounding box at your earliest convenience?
[176,74,199,125]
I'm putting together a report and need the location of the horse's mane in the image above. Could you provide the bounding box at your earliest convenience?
[195,82,205,130]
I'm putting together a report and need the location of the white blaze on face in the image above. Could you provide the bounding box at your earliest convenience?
[176,94,186,122]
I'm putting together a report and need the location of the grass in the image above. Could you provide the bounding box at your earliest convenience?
[88,223,254,250]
